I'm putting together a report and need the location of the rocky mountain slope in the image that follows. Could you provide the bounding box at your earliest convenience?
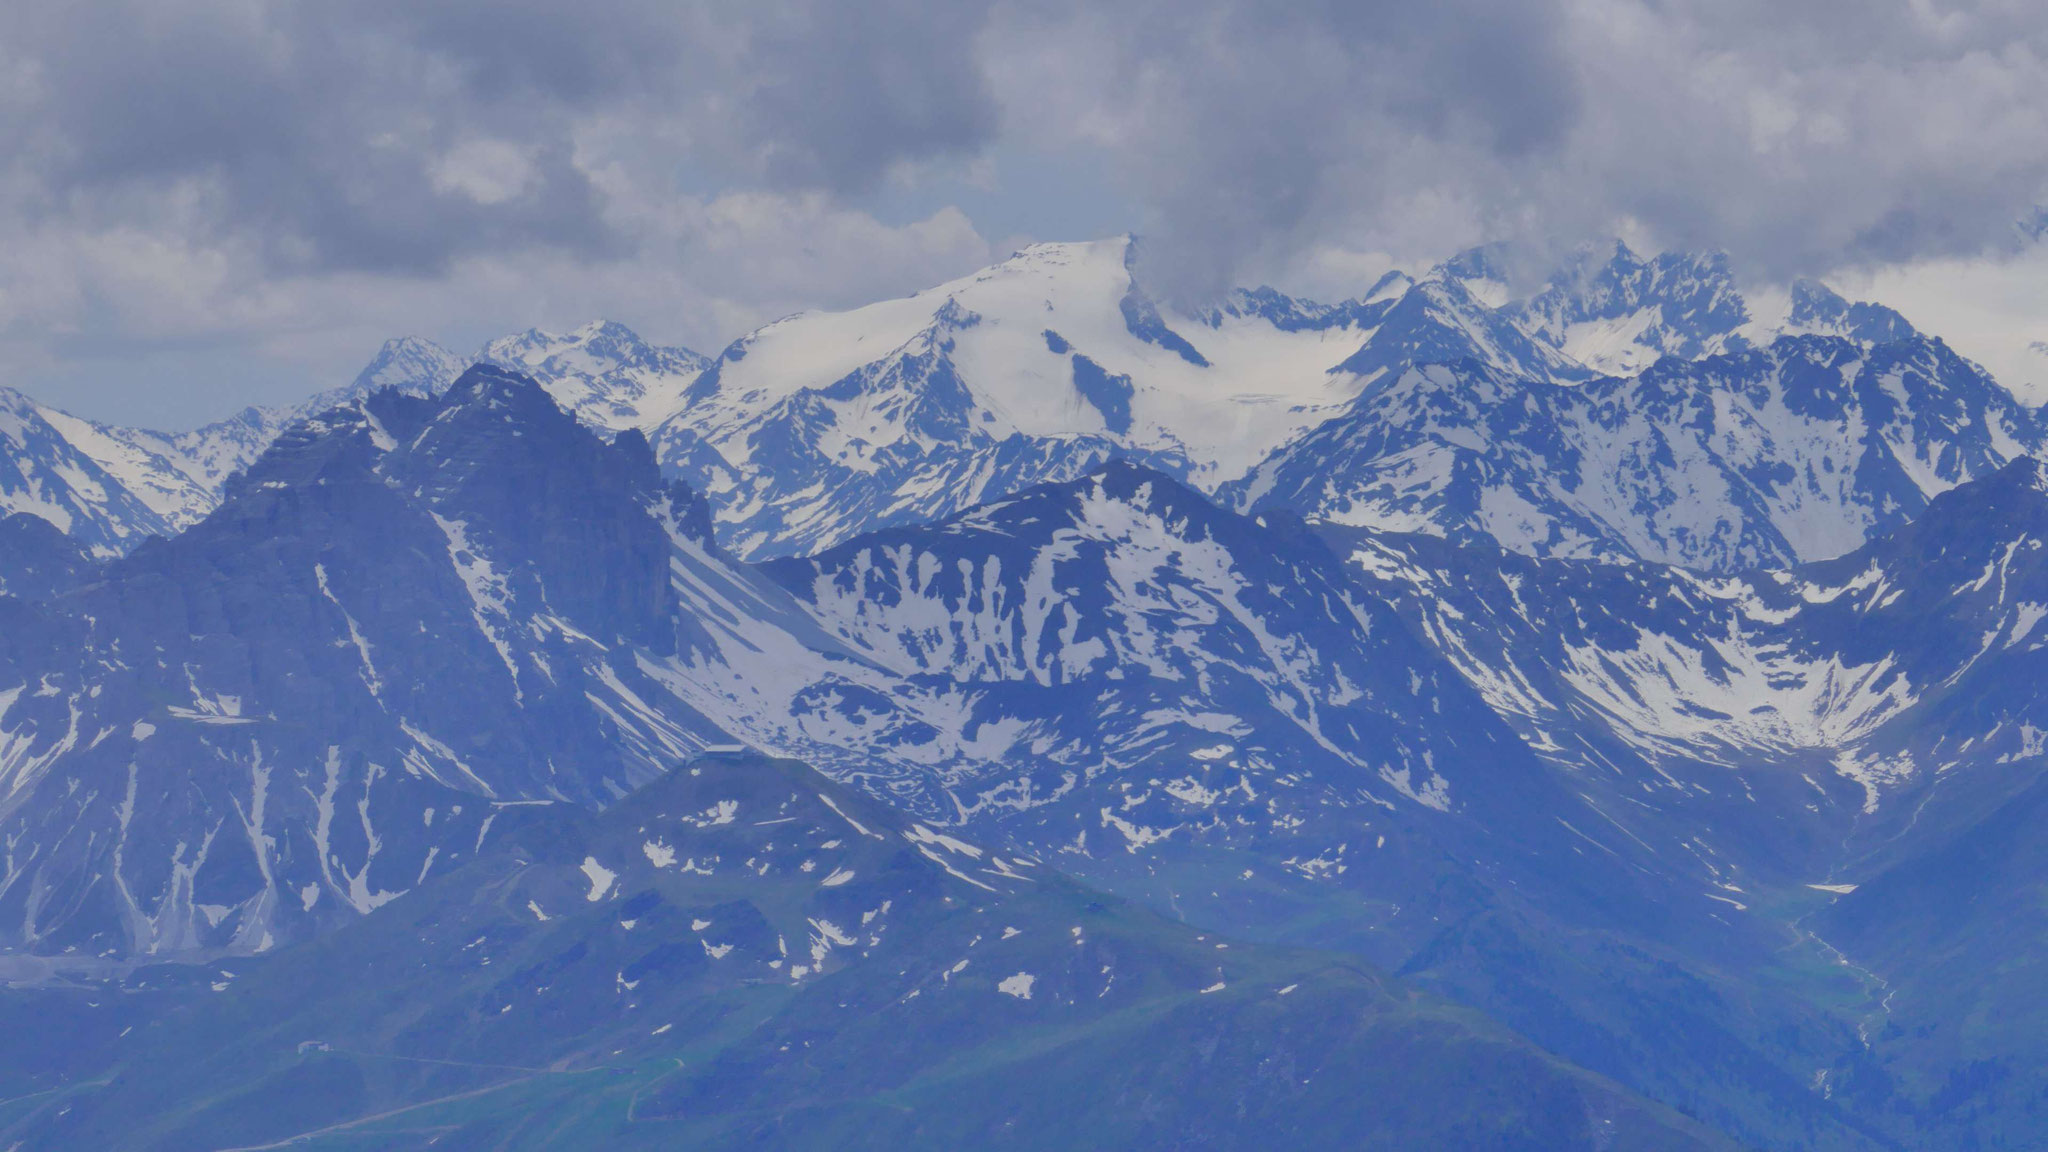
[0,365,756,957]
[1232,331,2041,572]
[1315,456,2048,1144]
[0,367,1879,1146]
[1325,456,2048,873]
[3,753,1729,1152]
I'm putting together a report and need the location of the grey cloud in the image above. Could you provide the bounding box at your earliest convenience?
[5,3,614,275]
[735,0,1001,190]
[14,0,2048,293]
[992,0,2048,292]
[8,0,2048,424]
[988,0,1585,296]
[0,0,1001,278]
[1179,0,2048,286]
[360,0,1000,192]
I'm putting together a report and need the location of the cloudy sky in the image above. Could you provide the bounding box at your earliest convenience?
[5,0,2048,427]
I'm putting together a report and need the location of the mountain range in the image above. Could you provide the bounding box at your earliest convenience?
[8,238,2036,574]
[1,237,2047,1147]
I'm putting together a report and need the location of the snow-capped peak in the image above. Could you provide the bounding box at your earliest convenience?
[0,234,2031,578]
[346,336,468,398]
[479,320,710,434]
[1496,241,1753,377]
[647,236,1435,557]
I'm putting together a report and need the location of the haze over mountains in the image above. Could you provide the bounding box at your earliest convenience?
[3,237,2048,1147]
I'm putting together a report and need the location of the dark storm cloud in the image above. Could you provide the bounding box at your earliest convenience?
[5,0,2048,341]
[363,0,1001,190]
[732,0,1001,190]
[987,0,1588,294]
[0,0,1001,277]
[982,0,2048,290]
[6,3,605,274]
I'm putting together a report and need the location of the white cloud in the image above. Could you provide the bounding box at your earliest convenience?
[1835,247,2048,406]
[430,140,538,206]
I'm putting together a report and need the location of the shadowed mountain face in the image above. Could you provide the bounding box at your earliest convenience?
[0,513,92,601]
[0,366,750,958]
[1,753,1733,1152]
